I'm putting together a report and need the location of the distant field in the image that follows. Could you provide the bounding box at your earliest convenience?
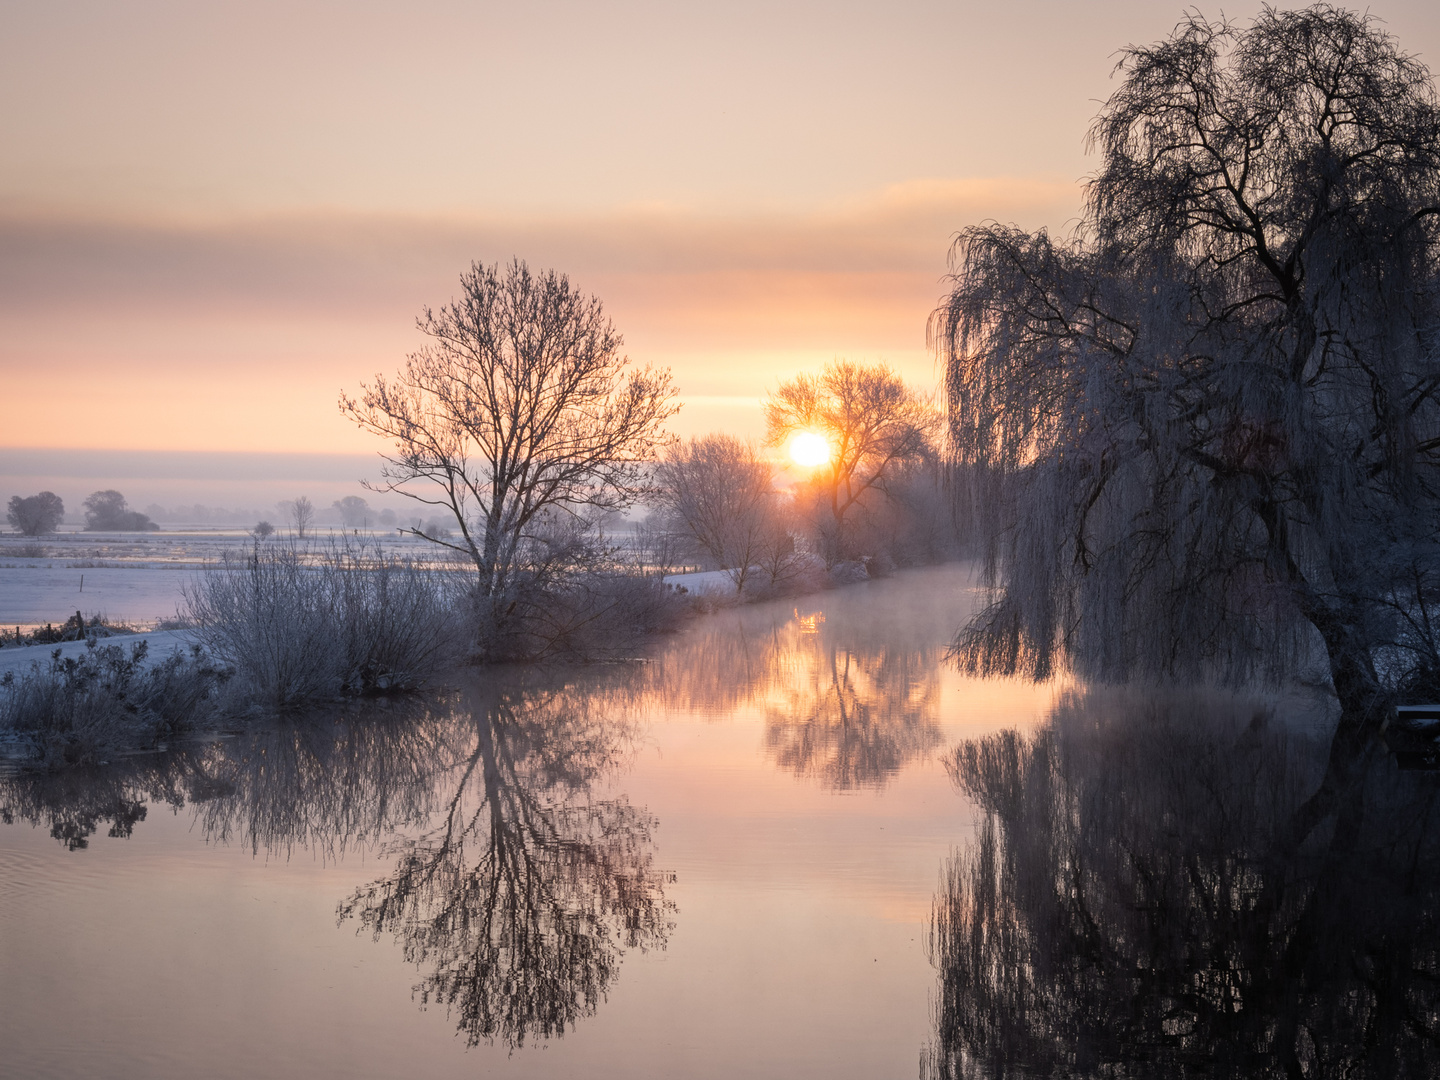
[0,565,197,627]
[0,528,437,628]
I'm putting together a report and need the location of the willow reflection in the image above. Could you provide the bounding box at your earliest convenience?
[337,674,673,1049]
[929,689,1440,1079]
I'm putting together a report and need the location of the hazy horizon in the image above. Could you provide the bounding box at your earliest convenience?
[4,1,1440,468]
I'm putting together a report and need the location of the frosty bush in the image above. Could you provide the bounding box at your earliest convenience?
[185,540,460,711]
[469,515,686,662]
[0,640,227,768]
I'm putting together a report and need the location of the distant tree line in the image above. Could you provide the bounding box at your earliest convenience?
[6,489,166,533]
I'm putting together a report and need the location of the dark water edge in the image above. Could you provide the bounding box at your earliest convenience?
[928,685,1440,1079]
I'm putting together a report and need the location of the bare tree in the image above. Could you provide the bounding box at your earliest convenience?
[279,496,315,538]
[751,495,808,591]
[764,361,938,565]
[653,434,776,592]
[932,6,1440,841]
[341,260,679,602]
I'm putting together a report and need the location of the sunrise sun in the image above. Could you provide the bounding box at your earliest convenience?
[788,432,830,468]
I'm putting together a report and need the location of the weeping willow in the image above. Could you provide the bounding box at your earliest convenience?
[933,6,1440,743]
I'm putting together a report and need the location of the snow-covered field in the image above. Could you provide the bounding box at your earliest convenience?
[0,629,199,678]
[0,527,434,629]
[0,564,197,627]
[0,526,701,630]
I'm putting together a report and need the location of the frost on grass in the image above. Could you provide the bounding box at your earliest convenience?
[0,639,227,768]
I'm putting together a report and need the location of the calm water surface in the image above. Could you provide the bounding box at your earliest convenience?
[0,566,1057,1079]
[6,565,1436,1077]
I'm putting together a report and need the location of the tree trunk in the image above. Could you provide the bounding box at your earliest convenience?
[1285,603,1386,852]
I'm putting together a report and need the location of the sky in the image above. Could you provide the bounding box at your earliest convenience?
[3,1,1440,501]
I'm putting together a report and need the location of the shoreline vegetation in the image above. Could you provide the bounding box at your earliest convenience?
[0,534,936,770]
[3,262,962,770]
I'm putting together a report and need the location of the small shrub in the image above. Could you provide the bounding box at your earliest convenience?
[470,519,687,662]
[0,640,227,769]
[486,571,687,662]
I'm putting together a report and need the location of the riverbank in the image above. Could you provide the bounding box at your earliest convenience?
[0,548,945,769]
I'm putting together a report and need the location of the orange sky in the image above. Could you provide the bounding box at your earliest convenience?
[0,179,1078,452]
[3,1,1439,457]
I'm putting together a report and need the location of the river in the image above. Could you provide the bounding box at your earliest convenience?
[0,565,1062,1079]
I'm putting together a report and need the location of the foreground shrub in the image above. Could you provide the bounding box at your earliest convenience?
[185,541,461,711]
[0,640,227,768]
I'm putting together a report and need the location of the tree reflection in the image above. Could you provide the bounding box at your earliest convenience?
[0,763,155,850]
[191,699,458,858]
[336,673,673,1048]
[647,597,945,789]
[0,697,456,856]
[928,688,1440,1079]
[0,672,671,1049]
[764,641,941,790]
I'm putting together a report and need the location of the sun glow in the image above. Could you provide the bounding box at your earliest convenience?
[788,432,830,468]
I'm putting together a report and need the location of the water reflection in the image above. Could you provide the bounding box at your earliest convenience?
[929,688,1440,1078]
[763,640,941,789]
[0,569,978,1067]
[1,698,460,856]
[0,763,156,850]
[651,588,948,789]
[337,675,673,1048]
[192,702,454,857]
[0,672,671,1049]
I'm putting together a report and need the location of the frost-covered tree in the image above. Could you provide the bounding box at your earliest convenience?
[932,6,1440,822]
[332,495,370,528]
[279,495,315,538]
[653,434,778,592]
[341,260,678,601]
